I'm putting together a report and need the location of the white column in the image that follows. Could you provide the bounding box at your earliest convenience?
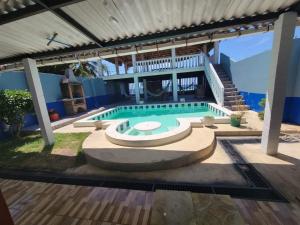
[115,58,119,75]
[171,48,176,68]
[261,12,297,155]
[213,41,220,64]
[132,54,137,73]
[23,58,54,146]
[134,76,140,104]
[143,79,148,101]
[172,72,178,101]
[98,59,103,77]
[203,45,207,55]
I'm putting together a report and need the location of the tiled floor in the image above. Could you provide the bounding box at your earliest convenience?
[1,177,300,225]
[1,179,153,225]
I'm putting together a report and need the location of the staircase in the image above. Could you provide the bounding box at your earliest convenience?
[213,65,249,111]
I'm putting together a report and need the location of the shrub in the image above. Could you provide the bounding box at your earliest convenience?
[0,90,33,136]
[258,98,266,120]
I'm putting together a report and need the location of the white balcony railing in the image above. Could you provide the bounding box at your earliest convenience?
[102,53,204,77]
[135,53,204,73]
[203,54,224,106]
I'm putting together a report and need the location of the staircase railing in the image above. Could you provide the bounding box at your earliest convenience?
[204,55,224,106]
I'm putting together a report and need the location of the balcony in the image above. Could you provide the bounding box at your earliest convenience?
[102,53,204,80]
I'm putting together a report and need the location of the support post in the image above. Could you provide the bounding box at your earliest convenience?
[23,58,54,146]
[134,76,140,104]
[98,59,103,77]
[203,44,207,55]
[261,12,297,155]
[172,72,178,101]
[171,48,176,68]
[213,41,220,64]
[114,58,119,75]
[132,54,137,73]
[143,79,148,102]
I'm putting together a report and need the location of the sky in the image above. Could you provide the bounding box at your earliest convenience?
[219,26,300,61]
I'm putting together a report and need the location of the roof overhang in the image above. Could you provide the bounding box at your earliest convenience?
[0,0,300,71]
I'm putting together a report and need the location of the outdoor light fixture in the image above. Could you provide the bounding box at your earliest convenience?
[46,33,72,47]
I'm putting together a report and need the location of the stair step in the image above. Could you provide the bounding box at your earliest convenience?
[223,84,235,88]
[231,105,250,111]
[224,91,239,96]
[222,81,233,85]
[224,87,237,92]
[224,95,243,100]
[224,101,245,107]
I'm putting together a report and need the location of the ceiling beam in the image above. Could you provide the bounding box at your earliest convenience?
[0,0,86,26]
[32,0,103,47]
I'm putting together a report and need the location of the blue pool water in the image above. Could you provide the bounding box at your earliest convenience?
[92,103,219,135]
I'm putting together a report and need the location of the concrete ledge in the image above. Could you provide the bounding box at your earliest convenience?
[83,128,216,171]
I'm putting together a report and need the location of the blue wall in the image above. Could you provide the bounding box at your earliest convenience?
[0,71,121,128]
[220,39,300,125]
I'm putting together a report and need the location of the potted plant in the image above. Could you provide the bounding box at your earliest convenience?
[48,109,60,121]
[230,112,245,127]
[203,115,215,127]
[0,89,33,136]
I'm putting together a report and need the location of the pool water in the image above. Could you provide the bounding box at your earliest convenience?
[102,106,218,136]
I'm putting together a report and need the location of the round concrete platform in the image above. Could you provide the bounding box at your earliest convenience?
[83,128,216,171]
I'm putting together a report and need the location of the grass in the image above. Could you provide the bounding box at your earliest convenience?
[0,132,90,172]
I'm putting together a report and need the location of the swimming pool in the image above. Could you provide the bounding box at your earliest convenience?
[87,102,229,136]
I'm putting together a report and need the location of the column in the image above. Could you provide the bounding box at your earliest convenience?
[98,59,103,76]
[23,58,54,146]
[171,48,176,68]
[261,12,297,155]
[134,76,140,104]
[203,44,207,55]
[114,57,119,75]
[172,72,178,101]
[132,54,137,73]
[124,62,128,74]
[213,41,220,64]
[143,79,148,102]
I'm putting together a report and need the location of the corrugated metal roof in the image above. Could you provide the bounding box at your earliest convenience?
[0,11,91,59]
[0,0,299,65]
[61,0,297,41]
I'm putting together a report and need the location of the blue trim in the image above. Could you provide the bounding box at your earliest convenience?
[23,114,38,127]
[46,101,66,118]
[21,94,122,127]
[283,97,300,125]
[239,91,266,112]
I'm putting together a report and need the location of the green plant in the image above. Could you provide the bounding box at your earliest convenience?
[0,90,33,136]
[230,112,245,127]
[258,98,266,120]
